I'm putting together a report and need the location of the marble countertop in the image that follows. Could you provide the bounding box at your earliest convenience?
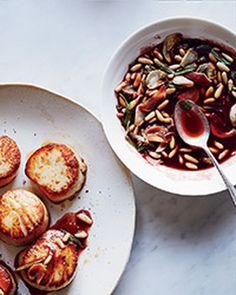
[0,1,236,294]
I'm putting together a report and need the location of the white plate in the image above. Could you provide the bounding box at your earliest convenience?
[0,84,135,295]
[102,17,236,196]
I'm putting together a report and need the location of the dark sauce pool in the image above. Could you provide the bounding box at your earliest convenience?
[115,34,236,170]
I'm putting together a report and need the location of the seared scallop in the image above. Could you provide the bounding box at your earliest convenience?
[16,229,80,292]
[0,262,17,295]
[0,135,21,187]
[0,189,49,246]
[25,143,87,203]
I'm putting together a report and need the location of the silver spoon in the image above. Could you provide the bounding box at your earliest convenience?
[174,99,236,206]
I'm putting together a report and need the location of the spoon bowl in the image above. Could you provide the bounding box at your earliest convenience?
[175,99,236,206]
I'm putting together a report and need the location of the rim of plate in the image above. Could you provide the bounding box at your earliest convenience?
[0,82,136,295]
[101,17,236,196]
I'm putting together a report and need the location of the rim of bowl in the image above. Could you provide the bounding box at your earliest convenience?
[101,17,236,196]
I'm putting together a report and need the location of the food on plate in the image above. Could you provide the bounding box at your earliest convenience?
[16,210,93,292]
[25,143,87,203]
[0,189,49,246]
[115,33,236,170]
[0,261,17,295]
[0,135,21,187]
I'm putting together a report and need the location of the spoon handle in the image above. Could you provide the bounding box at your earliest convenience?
[204,146,236,206]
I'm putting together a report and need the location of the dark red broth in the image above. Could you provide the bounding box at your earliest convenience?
[180,108,205,138]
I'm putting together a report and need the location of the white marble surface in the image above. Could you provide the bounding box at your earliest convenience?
[0,1,236,294]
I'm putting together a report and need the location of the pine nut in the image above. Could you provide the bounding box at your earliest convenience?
[144,111,155,121]
[149,117,157,123]
[183,154,199,164]
[125,73,131,81]
[179,48,186,56]
[217,71,222,83]
[167,74,174,79]
[222,52,234,63]
[185,162,198,170]
[221,71,228,84]
[75,230,88,239]
[44,254,53,265]
[115,81,127,92]
[209,147,219,154]
[232,91,236,98]
[169,64,181,70]
[214,141,224,150]
[228,79,234,91]
[179,155,184,165]
[161,151,168,158]
[138,57,154,65]
[174,55,182,62]
[169,146,178,158]
[62,232,71,243]
[169,136,175,149]
[204,98,215,104]
[133,73,142,88]
[157,99,169,110]
[55,238,65,249]
[131,73,136,80]
[130,63,142,72]
[214,83,224,99]
[205,86,214,97]
[149,151,161,159]
[153,50,163,60]
[216,61,230,72]
[77,212,93,225]
[179,148,192,153]
[118,96,127,107]
[218,149,229,160]
[166,88,176,95]
[155,109,165,122]
[209,52,217,63]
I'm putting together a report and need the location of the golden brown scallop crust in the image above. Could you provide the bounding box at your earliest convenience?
[16,230,79,292]
[0,262,17,295]
[25,143,87,203]
[0,189,49,246]
[0,136,21,188]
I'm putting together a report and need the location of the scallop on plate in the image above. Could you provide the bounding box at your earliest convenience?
[0,83,135,295]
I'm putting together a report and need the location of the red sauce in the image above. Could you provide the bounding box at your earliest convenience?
[181,108,205,138]
[0,260,16,295]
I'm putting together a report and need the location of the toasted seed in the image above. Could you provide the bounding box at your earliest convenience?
[216,61,230,72]
[75,230,88,239]
[222,52,234,63]
[62,232,71,243]
[202,157,212,165]
[77,212,93,225]
[166,87,176,95]
[179,148,192,153]
[167,74,174,79]
[232,91,236,98]
[44,254,53,265]
[147,135,165,143]
[209,147,219,154]
[155,109,165,122]
[157,99,169,110]
[145,111,156,121]
[214,83,224,99]
[125,72,131,81]
[214,140,224,150]
[169,146,178,158]
[162,111,170,118]
[138,57,154,65]
[128,97,141,110]
[130,63,142,72]
[228,79,234,91]
[178,155,184,165]
[179,48,186,57]
[115,81,127,92]
[149,151,161,159]
[133,73,142,88]
[148,89,158,97]
[55,238,65,249]
[205,86,214,97]
[118,96,127,107]
[174,55,182,62]
[137,82,144,95]
[183,154,199,164]
[169,136,175,149]
[153,50,163,60]
[161,151,168,157]
[218,149,229,160]
[149,117,157,123]
[131,73,136,80]
[204,97,215,104]
[169,64,181,70]
[133,126,139,135]
[217,71,222,83]
[221,71,228,85]
[209,52,217,63]
[185,162,198,170]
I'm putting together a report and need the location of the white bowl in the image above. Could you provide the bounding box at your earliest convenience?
[101,17,236,196]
